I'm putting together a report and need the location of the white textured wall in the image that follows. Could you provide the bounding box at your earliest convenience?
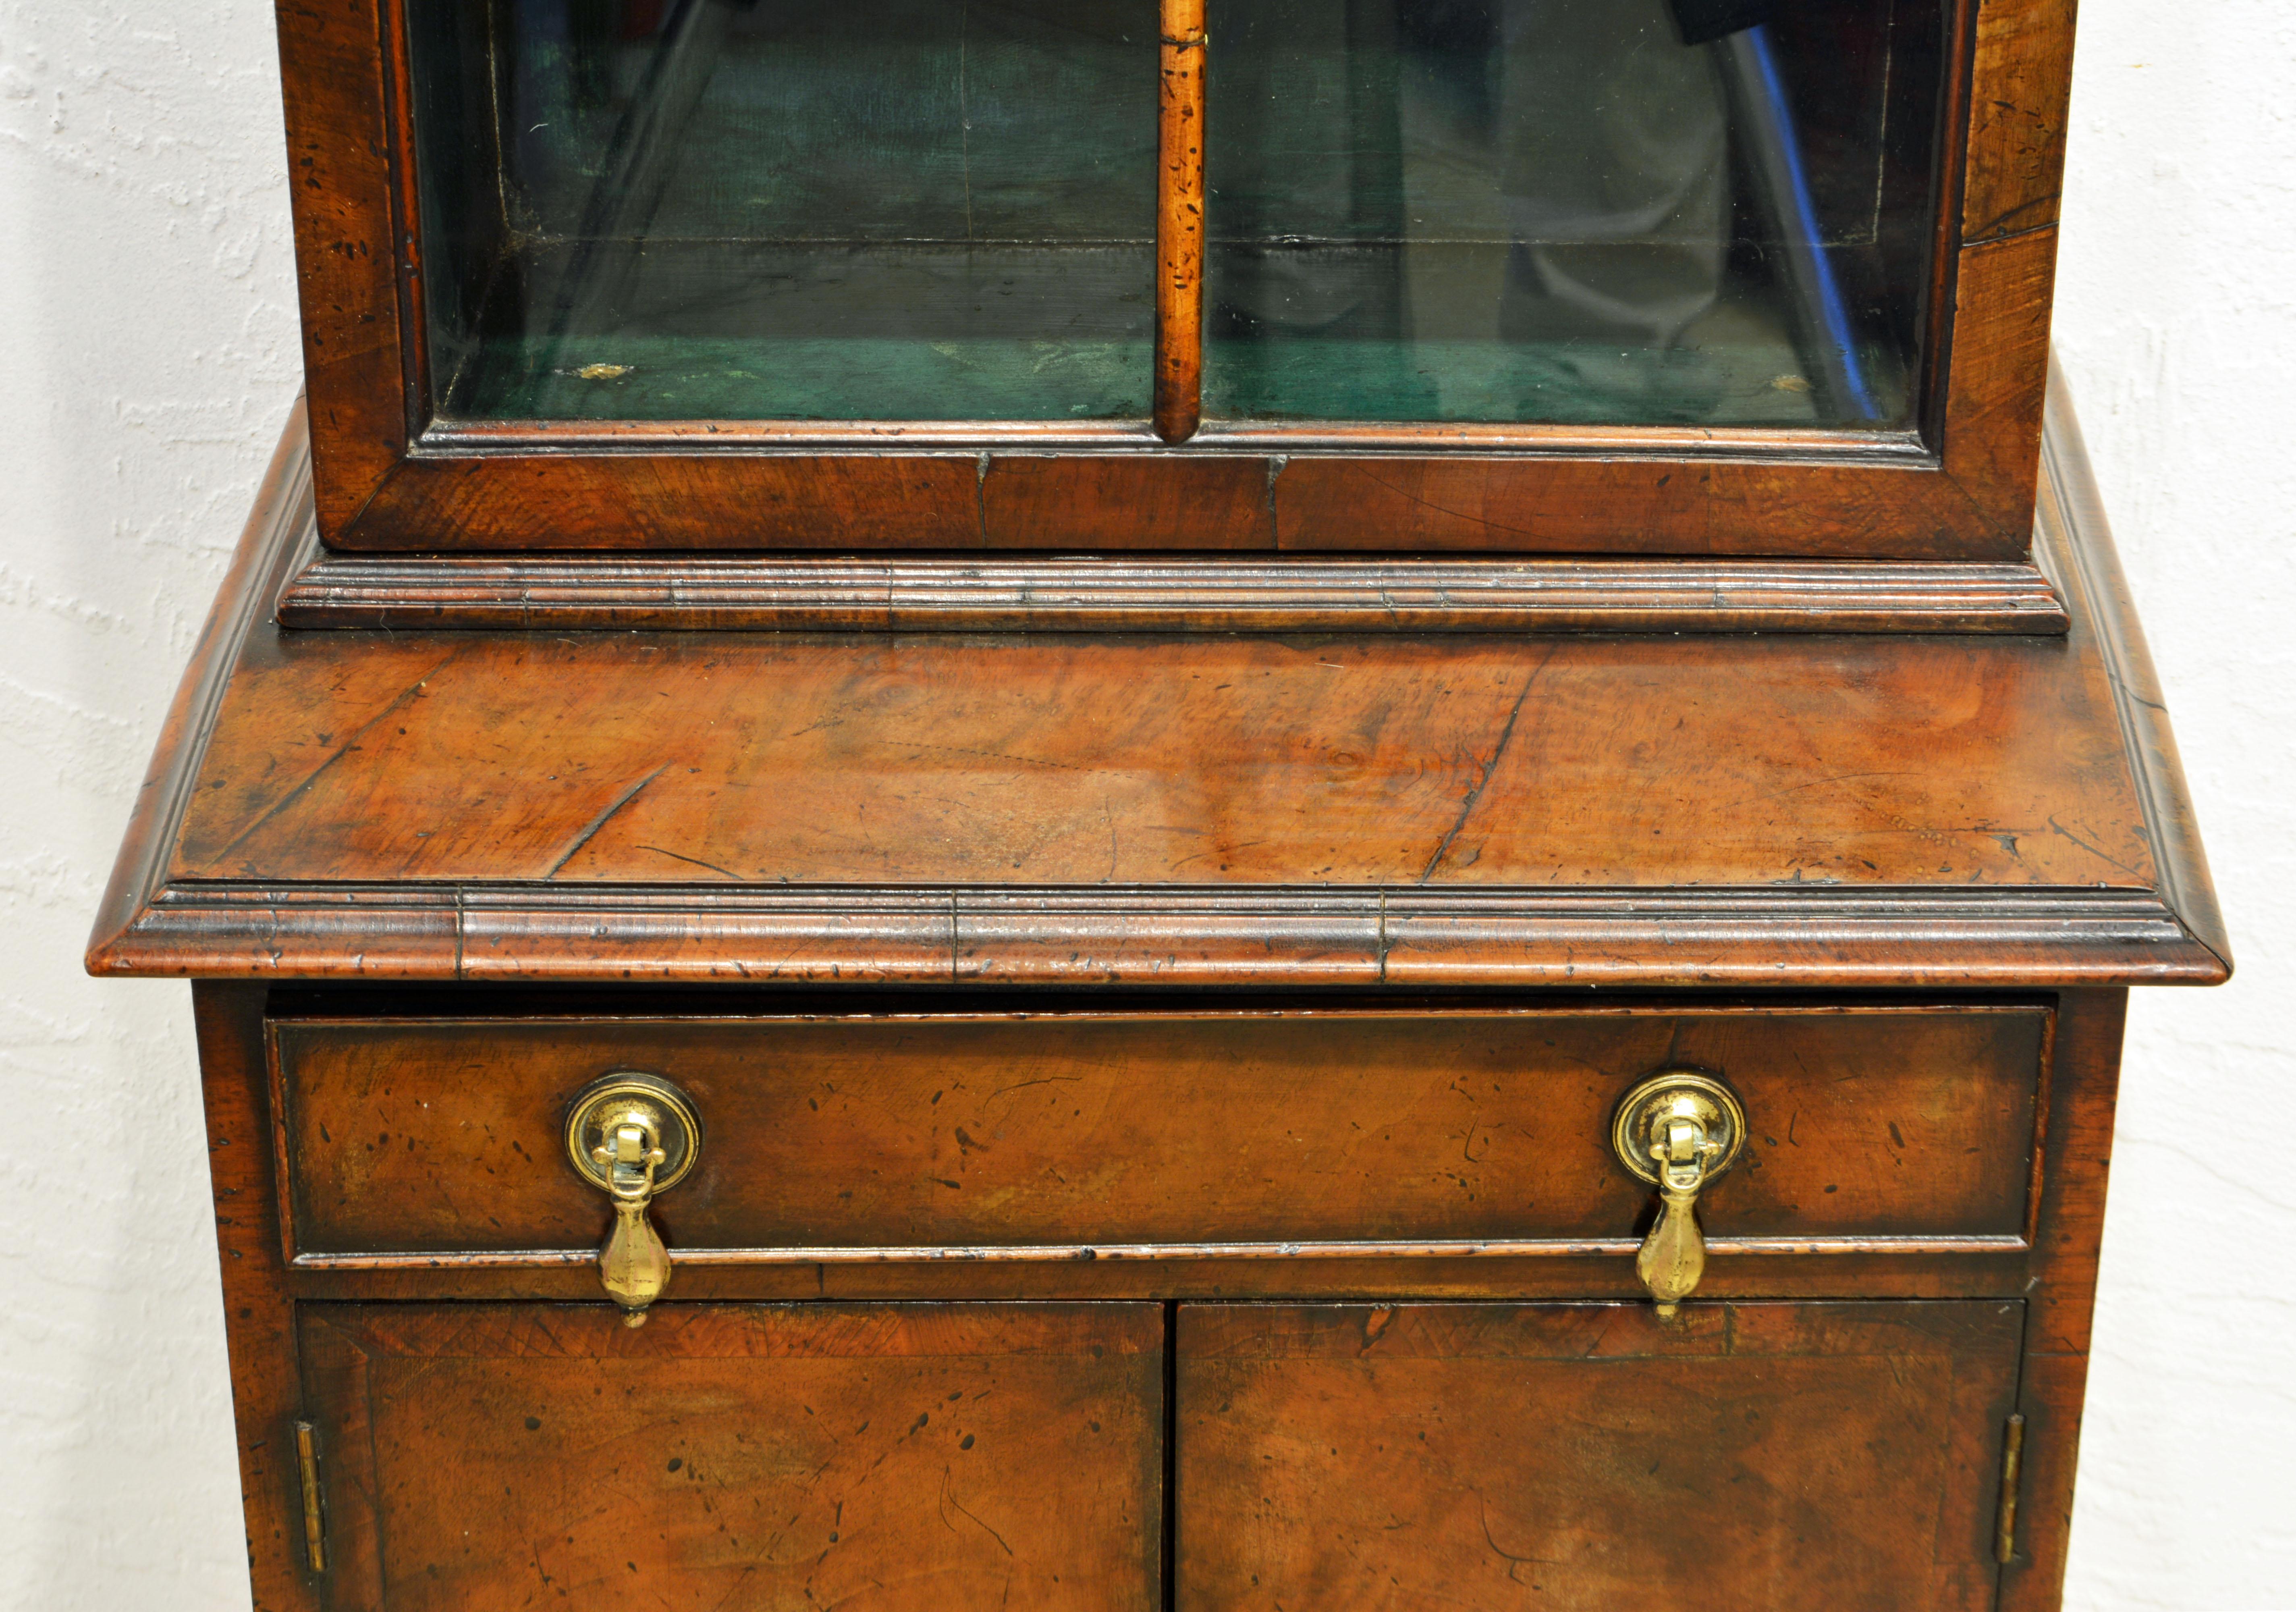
[1,3,2288,1608]
[2054,3,2296,1607]
[2,4,299,1607]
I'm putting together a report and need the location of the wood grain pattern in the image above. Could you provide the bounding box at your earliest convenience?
[1154,0,1206,445]
[1176,1300,2022,1611]
[1934,226,2061,541]
[276,550,2072,635]
[347,451,987,550]
[1267,447,1980,557]
[193,982,326,1612]
[267,1005,2045,1260]
[334,440,2036,558]
[164,626,2147,894]
[1912,0,1979,452]
[1999,988,2122,1608]
[1960,0,2076,243]
[981,455,1260,549]
[276,0,407,538]
[299,1301,1163,1611]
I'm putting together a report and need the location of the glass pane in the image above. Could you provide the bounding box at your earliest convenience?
[408,0,1157,422]
[1204,0,1942,428]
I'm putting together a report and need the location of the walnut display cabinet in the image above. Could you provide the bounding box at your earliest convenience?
[92,2,2224,1608]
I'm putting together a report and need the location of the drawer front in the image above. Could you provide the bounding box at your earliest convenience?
[270,1005,2046,1261]
[1176,1300,2022,1611]
[299,1302,1163,1612]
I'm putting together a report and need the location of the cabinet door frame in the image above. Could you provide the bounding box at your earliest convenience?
[294,1299,1167,1611]
[1175,1297,2028,1611]
[278,0,2069,560]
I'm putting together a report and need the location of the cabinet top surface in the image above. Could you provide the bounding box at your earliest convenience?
[179,612,2142,893]
[88,387,2226,989]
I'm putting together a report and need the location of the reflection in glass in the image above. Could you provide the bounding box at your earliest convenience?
[1204,0,1941,427]
[409,0,1156,422]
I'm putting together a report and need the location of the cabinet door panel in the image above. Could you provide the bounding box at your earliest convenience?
[1177,1300,2020,1611]
[299,1302,1162,1611]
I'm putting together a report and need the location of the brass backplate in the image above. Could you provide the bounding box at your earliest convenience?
[565,1072,702,1194]
[1610,1070,1748,1185]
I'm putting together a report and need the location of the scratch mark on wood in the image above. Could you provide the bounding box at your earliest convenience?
[545,764,670,878]
[636,843,744,881]
[704,1563,759,1612]
[1351,468,1568,541]
[204,652,460,868]
[886,738,1103,775]
[987,1075,1086,1102]
[1475,1488,1557,1568]
[1720,771,1919,810]
[1419,645,1558,883]
[940,1470,1014,1556]
[2046,814,2144,881]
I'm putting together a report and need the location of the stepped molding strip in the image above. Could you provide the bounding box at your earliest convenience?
[278,552,2070,635]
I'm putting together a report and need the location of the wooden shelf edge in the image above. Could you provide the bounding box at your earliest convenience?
[85,400,317,974]
[276,549,2069,635]
[2038,363,2234,979]
[87,881,2228,987]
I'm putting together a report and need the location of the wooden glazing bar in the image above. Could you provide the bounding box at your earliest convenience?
[1155,0,1207,444]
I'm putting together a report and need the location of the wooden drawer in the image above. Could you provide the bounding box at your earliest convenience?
[268,1003,2048,1264]
[297,1301,1163,1610]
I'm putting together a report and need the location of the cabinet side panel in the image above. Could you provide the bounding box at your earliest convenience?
[193,982,323,1612]
[2000,988,2128,1612]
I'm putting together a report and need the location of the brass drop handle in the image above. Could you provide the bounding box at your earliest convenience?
[565,1074,701,1326]
[1611,1072,1747,1317]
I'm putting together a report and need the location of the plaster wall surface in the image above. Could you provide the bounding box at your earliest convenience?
[0,3,2288,1607]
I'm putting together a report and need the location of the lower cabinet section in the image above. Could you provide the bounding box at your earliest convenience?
[296,1302,1166,1611]
[1178,1300,2025,1612]
[294,1299,2023,1610]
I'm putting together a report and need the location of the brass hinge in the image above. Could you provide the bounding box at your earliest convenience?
[294,1419,328,1575]
[1995,1413,2026,1565]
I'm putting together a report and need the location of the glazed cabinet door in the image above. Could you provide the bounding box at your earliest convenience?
[296,1302,1164,1611]
[1177,1300,2023,1611]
